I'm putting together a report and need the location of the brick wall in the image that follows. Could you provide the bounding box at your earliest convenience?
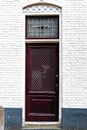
[0,0,23,108]
[62,0,87,108]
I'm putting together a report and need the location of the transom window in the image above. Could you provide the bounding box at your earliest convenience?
[26,16,59,39]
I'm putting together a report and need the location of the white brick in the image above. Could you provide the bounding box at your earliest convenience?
[0,0,23,107]
[62,0,87,108]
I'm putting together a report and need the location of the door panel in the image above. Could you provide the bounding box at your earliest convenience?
[25,43,59,121]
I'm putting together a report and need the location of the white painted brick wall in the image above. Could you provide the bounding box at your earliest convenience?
[0,0,87,109]
[0,0,23,108]
[62,0,87,108]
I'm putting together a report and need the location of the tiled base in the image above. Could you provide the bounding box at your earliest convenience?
[4,108,87,130]
[4,108,22,130]
[62,108,87,130]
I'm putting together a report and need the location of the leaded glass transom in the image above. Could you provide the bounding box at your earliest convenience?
[26,16,59,39]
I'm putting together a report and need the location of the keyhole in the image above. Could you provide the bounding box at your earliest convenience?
[41,26,44,29]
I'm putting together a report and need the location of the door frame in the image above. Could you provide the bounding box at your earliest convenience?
[22,13,62,128]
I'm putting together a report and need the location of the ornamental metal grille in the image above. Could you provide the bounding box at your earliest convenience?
[30,47,56,91]
[26,16,59,39]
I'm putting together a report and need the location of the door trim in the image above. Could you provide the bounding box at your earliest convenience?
[22,14,62,128]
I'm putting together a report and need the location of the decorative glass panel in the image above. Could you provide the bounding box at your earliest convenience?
[26,16,59,38]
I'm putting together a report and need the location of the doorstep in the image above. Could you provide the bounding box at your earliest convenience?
[22,128,61,130]
[22,123,61,130]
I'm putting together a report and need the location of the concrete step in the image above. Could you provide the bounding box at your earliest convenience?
[22,128,61,130]
[4,128,61,130]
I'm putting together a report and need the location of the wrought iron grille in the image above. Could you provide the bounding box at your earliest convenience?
[30,47,56,91]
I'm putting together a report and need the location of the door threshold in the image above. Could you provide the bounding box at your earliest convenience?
[23,122,61,129]
[23,128,61,129]
[22,128,61,130]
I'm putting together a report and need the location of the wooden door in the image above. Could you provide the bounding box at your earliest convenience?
[25,43,59,121]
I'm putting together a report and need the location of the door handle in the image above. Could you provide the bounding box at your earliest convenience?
[56,75,58,78]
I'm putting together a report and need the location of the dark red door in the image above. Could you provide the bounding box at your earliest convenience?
[25,43,59,121]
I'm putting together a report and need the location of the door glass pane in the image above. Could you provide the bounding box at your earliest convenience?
[30,47,56,91]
